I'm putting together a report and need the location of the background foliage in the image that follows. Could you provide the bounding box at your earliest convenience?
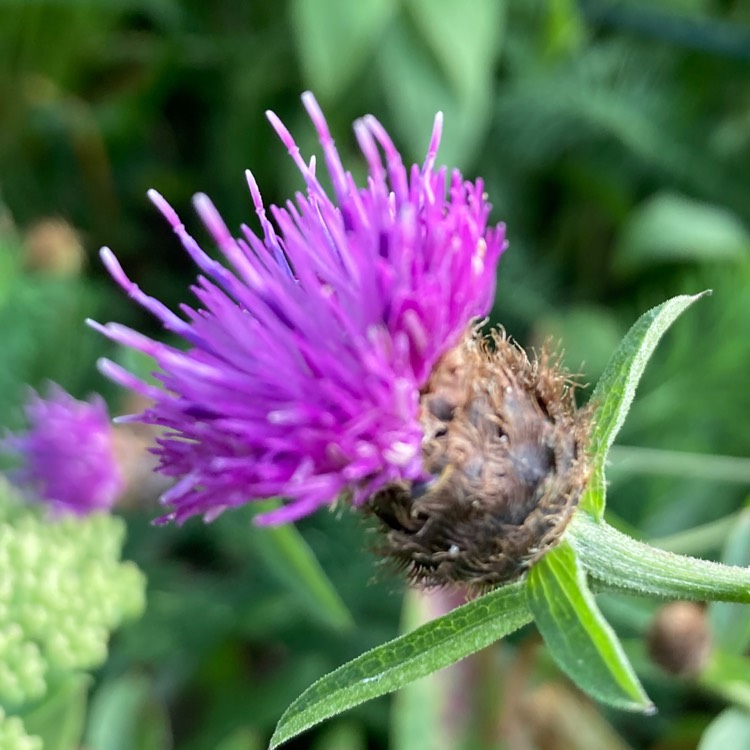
[1,0,749,747]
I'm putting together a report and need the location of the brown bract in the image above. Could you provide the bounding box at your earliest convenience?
[369,328,591,589]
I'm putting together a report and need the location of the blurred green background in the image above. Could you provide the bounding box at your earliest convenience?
[1,0,750,748]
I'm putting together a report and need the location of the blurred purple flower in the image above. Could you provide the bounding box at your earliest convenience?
[3,385,124,516]
[90,92,506,525]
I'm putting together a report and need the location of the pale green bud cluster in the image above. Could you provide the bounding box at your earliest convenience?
[0,707,42,750]
[0,478,145,726]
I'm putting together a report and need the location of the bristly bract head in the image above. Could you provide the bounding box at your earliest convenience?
[369,329,591,589]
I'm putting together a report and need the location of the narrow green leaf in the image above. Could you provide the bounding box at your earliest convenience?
[581,291,710,518]
[269,581,532,748]
[608,446,750,485]
[569,512,750,603]
[615,192,750,276]
[709,508,750,655]
[648,511,742,556]
[527,541,652,712]
[251,500,353,630]
[22,674,90,750]
[84,673,170,750]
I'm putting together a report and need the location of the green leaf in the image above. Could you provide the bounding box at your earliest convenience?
[376,2,503,169]
[581,291,710,518]
[269,580,532,748]
[215,728,264,750]
[22,674,90,750]
[698,708,750,750]
[648,512,743,557]
[290,0,396,100]
[250,500,353,631]
[84,673,170,750]
[527,541,652,712]
[569,512,750,603]
[700,651,750,713]
[404,0,505,96]
[535,305,624,385]
[614,192,749,276]
[311,721,367,750]
[709,508,750,655]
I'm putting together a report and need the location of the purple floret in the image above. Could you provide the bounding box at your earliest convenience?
[90,92,506,525]
[3,385,124,516]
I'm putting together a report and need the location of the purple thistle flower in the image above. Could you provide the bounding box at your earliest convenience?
[90,92,506,525]
[3,385,124,516]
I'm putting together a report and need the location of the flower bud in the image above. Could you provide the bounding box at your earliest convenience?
[23,218,84,277]
[647,601,711,677]
[369,329,590,588]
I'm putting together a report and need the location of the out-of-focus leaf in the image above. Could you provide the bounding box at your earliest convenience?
[580,292,709,518]
[215,728,264,750]
[648,512,741,557]
[0,220,21,304]
[701,652,750,713]
[528,541,652,712]
[250,500,353,631]
[311,721,367,750]
[269,580,531,748]
[534,305,624,384]
[22,674,90,750]
[543,0,587,56]
[405,0,504,96]
[376,1,503,168]
[522,682,635,750]
[709,507,750,655]
[291,0,396,99]
[84,673,170,750]
[608,447,750,485]
[698,708,750,750]
[615,193,749,275]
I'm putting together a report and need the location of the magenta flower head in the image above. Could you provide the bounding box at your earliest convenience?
[3,385,124,517]
[90,92,507,526]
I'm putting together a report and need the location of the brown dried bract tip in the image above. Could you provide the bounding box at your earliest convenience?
[369,327,591,589]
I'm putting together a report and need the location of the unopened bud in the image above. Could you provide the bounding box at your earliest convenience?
[647,601,711,677]
[23,218,84,277]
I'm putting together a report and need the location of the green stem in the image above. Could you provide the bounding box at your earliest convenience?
[568,512,750,603]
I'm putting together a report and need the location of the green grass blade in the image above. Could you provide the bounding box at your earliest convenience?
[250,500,353,631]
[269,581,532,748]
